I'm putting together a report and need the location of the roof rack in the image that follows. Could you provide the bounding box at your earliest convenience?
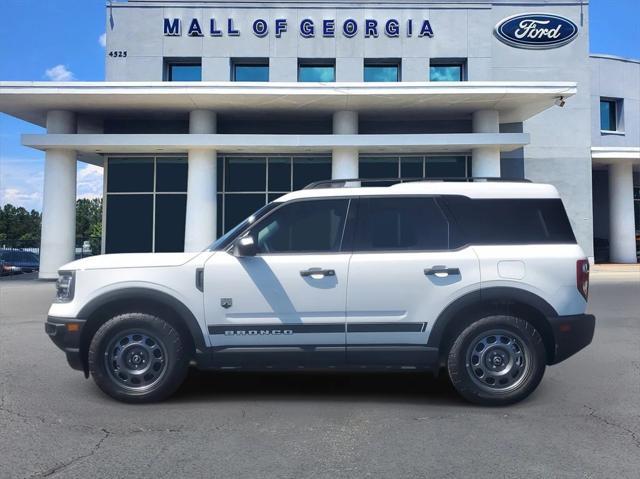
[304,177,532,189]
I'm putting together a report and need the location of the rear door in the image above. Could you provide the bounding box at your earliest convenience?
[345,196,481,366]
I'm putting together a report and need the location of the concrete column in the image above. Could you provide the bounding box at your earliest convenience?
[39,111,77,279]
[608,162,637,263]
[472,110,501,178]
[185,110,217,252]
[332,111,358,179]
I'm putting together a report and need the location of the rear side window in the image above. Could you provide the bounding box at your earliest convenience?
[441,197,576,246]
[355,197,449,251]
[252,199,349,253]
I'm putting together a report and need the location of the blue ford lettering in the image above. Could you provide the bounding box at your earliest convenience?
[494,13,578,49]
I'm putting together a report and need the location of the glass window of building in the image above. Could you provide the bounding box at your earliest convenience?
[359,155,470,185]
[105,156,189,254]
[600,98,620,132]
[232,59,269,81]
[429,60,465,81]
[165,60,202,81]
[298,60,335,82]
[218,156,332,234]
[364,60,400,82]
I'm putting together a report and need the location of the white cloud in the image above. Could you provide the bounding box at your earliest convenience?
[0,157,44,211]
[77,164,104,200]
[1,188,41,206]
[0,158,104,211]
[98,33,107,48]
[44,64,75,82]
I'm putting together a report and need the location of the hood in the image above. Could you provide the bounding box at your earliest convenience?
[60,252,202,271]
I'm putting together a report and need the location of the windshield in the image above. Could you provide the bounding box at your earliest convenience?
[208,202,280,251]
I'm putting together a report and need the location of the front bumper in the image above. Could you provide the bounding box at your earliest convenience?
[45,316,86,371]
[549,313,596,364]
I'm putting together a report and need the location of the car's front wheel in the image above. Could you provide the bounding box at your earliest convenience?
[88,313,189,403]
[447,315,546,406]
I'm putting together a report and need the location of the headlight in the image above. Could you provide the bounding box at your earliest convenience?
[55,271,75,302]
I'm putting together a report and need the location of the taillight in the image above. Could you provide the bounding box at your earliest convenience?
[576,259,589,300]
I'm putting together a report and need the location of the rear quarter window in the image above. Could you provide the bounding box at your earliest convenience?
[440,196,576,246]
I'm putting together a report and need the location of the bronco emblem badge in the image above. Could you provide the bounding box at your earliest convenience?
[220,298,232,309]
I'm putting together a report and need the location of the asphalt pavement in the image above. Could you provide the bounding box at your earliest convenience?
[1,273,639,478]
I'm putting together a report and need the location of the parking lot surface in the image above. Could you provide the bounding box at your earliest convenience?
[1,274,639,478]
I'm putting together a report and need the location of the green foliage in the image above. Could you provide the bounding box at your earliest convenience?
[75,198,103,253]
[0,204,41,242]
[0,199,103,249]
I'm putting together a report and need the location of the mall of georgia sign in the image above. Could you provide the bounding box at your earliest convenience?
[494,13,578,49]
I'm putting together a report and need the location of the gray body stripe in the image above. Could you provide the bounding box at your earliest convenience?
[208,322,427,335]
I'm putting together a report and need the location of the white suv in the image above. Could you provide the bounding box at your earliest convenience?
[46,179,595,406]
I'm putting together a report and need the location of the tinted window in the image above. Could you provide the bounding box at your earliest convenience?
[298,63,335,82]
[226,157,266,192]
[107,158,154,192]
[430,64,463,81]
[167,63,202,81]
[252,199,349,253]
[155,194,187,252]
[600,99,617,131]
[364,64,399,82]
[441,197,577,246]
[233,63,269,81]
[106,195,153,253]
[156,157,188,192]
[355,197,449,251]
[292,157,331,190]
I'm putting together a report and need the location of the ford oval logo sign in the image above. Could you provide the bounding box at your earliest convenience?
[494,13,578,49]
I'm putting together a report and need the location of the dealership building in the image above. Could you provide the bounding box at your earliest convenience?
[0,0,638,278]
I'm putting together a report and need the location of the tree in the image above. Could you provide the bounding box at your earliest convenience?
[0,204,41,242]
[75,198,103,253]
[0,199,102,252]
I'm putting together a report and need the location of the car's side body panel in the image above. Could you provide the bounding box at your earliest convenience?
[345,247,481,365]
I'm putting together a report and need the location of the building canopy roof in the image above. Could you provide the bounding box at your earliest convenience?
[0,81,577,126]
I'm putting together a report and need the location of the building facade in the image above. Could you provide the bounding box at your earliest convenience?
[0,0,638,279]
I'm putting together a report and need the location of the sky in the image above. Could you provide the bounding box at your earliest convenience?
[0,0,639,212]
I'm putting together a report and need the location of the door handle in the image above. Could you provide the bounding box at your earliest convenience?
[424,266,461,277]
[300,268,336,278]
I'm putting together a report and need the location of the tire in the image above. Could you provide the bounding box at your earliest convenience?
[88,313,189,403]
[447,315,546,406]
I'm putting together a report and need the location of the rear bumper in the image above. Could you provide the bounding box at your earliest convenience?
[549,313,596,364]
[45,316,86,371]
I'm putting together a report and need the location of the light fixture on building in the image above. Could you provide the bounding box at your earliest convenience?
[555,96,566,108]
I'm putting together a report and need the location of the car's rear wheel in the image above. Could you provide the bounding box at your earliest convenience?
[88,313,189,403]
[447,315,546,406]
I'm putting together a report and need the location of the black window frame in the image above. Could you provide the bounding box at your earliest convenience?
[237,197,353,255]
[429,58,467,82]
[231,58,270,82]
[164,58,202,81]
[352,196,451,253]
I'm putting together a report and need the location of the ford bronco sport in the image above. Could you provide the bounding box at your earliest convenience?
[46,178,595,406]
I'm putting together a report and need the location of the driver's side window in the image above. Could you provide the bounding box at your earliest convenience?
[250,199,349,254]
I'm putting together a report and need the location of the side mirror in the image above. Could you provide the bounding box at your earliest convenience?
[234,235,257,257]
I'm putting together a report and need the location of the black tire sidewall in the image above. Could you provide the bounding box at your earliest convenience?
[89,313,188,403]
[448,315,546,406]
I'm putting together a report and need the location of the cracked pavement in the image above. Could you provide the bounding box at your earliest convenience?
[1,274,639,478]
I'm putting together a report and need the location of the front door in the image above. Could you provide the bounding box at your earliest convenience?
[346,196,481,366]
[203,198,353,367]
